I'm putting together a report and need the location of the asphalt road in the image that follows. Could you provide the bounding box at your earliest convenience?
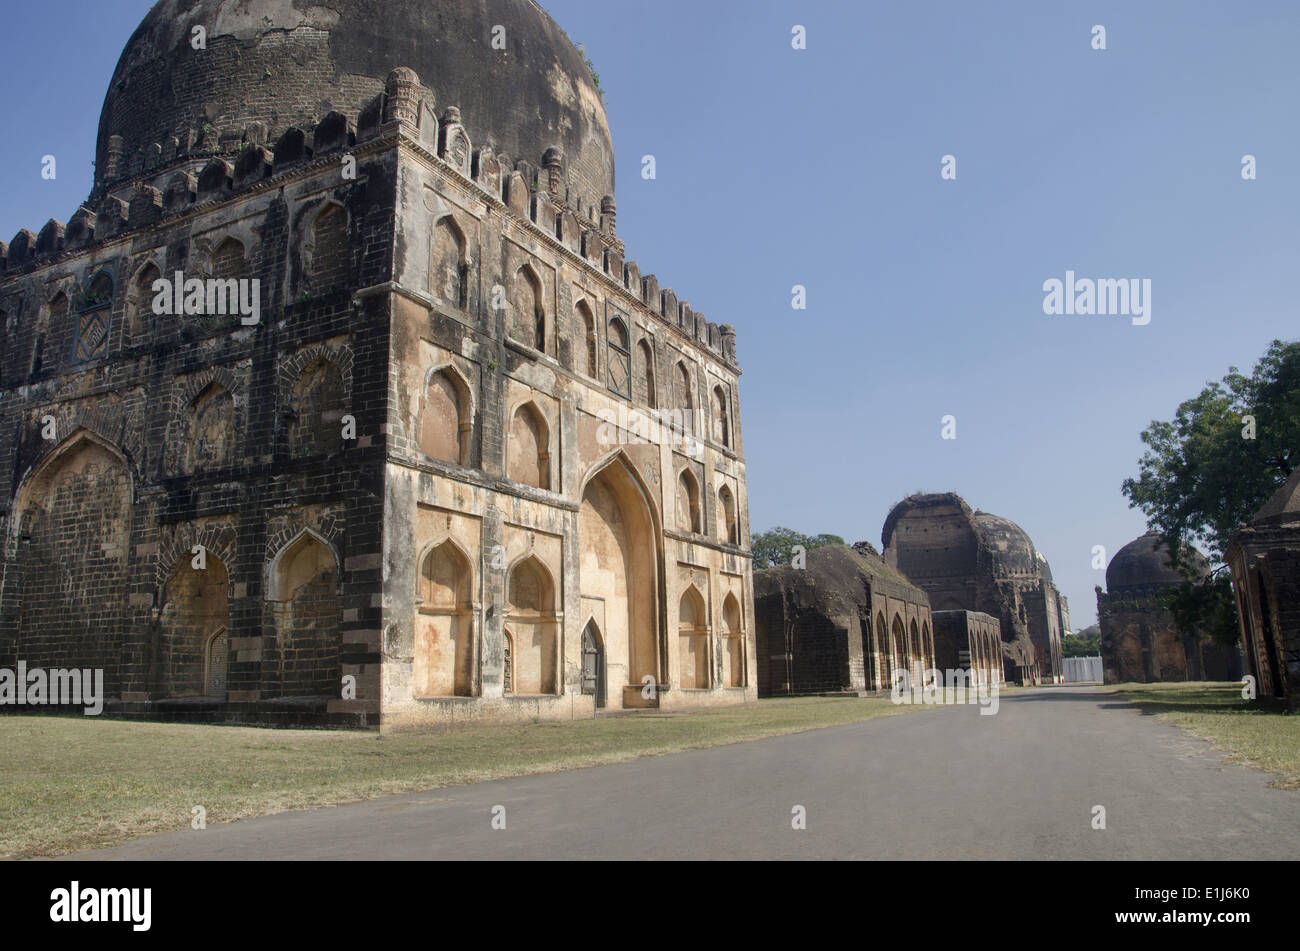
[71,686,1300,860]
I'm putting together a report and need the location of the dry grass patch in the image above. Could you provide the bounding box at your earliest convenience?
[0,695,931,858]
[1112,681,1300,789]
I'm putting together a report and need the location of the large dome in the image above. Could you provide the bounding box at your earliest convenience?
[95,0,614,203]
[973,512,1039,579]
[1106,532,1209,591]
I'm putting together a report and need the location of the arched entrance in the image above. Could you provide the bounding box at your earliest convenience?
[581,620,606,708]
[578,454,663,709]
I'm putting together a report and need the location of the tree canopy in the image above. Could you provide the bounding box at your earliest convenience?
[1122,338,1299,643]
[751,527,845,570]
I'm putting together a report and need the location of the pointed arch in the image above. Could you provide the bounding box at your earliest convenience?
[12,430,133,694]
[607,315,631,397]
[712,385,730,448]
[717,483,738,544]
[510,263,545,351]
[127,260,162,337]
[577,298,597,377]
[506,554,558,695]
[637,338,657,408]
[418,364,473,466]
[910,618,923,684]
[892,614,908,680]
[288,357,346,458]
[507,400,551,490]
[722,592,745,687]
[210,236,248,280]
[306,202,349,292]
[676,468,701,534]
[33,291,67,375]
[431,214,468,309]
[579,451,664,706]
[174,380,235,476]
[414,538,475,698]
[678,584,709,689]
[160,550,230,698]
[876,611,890,689]
[265,529,342,697]
[673,361,694,436]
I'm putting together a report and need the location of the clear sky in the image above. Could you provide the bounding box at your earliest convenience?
[2,0,1297,628]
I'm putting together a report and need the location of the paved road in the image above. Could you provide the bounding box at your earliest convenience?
[71,687,1300,860]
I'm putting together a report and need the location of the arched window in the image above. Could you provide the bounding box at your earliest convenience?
[415,541,474,698]
[717,484,738,544]
[507,402,550,490]
[308,204,348,292]
[674,362,694,436]
[712,385,730,448]
[723,593,745,687]
[637,339,656,407]
[289,358,346,458]
[431,216,467,309]
[268,532,342,697]
[577,299,597,377]
[510,265,545,351]
[507,556,558,695]
[418,367,471,466]
[678,586,709,689]
[127,262,161,337]
[677,469,701,534]
[607,316,631,397]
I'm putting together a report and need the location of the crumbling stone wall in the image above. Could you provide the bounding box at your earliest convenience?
[754,545,933,696]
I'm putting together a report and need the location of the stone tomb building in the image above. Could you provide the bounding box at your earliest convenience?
[753,544,934,696]
[1229,469,1300,708]
[1096,533,1240,685]
[931,611,1003,686]
[881,493,1067,685]
[0,0,756,728]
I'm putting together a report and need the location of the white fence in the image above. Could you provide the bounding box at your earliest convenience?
[1063,656,1103,684]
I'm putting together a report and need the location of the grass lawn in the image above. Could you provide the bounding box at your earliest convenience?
[0,695,942,859]
[1111,682,1300,790]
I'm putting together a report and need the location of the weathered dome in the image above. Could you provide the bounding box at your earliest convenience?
[95,0,614,203]
[1106,532,1209,591]
[973,512,1038,579]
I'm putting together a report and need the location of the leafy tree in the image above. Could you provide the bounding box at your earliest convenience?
[1062,632,1100,658]
[1122,339,1300,644]
[751,527,845,570]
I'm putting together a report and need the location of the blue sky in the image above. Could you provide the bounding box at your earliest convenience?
[3,0,1297,627]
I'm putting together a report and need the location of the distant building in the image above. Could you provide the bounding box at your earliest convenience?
[1228,469,1300,708]
[754,545,933,696]
[1096,533,1240,684]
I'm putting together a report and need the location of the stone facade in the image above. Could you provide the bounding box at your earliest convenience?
[1096,533,1241,685]
[753,544,934,696]
[931,611,1003,686]
[881,493,1066,685]
[1228,470,1300,708]
[0,0,756,729]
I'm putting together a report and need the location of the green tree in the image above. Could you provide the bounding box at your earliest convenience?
[751,527,845,570]
[1062,633,1100,658]
[1122,338,1300,644]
